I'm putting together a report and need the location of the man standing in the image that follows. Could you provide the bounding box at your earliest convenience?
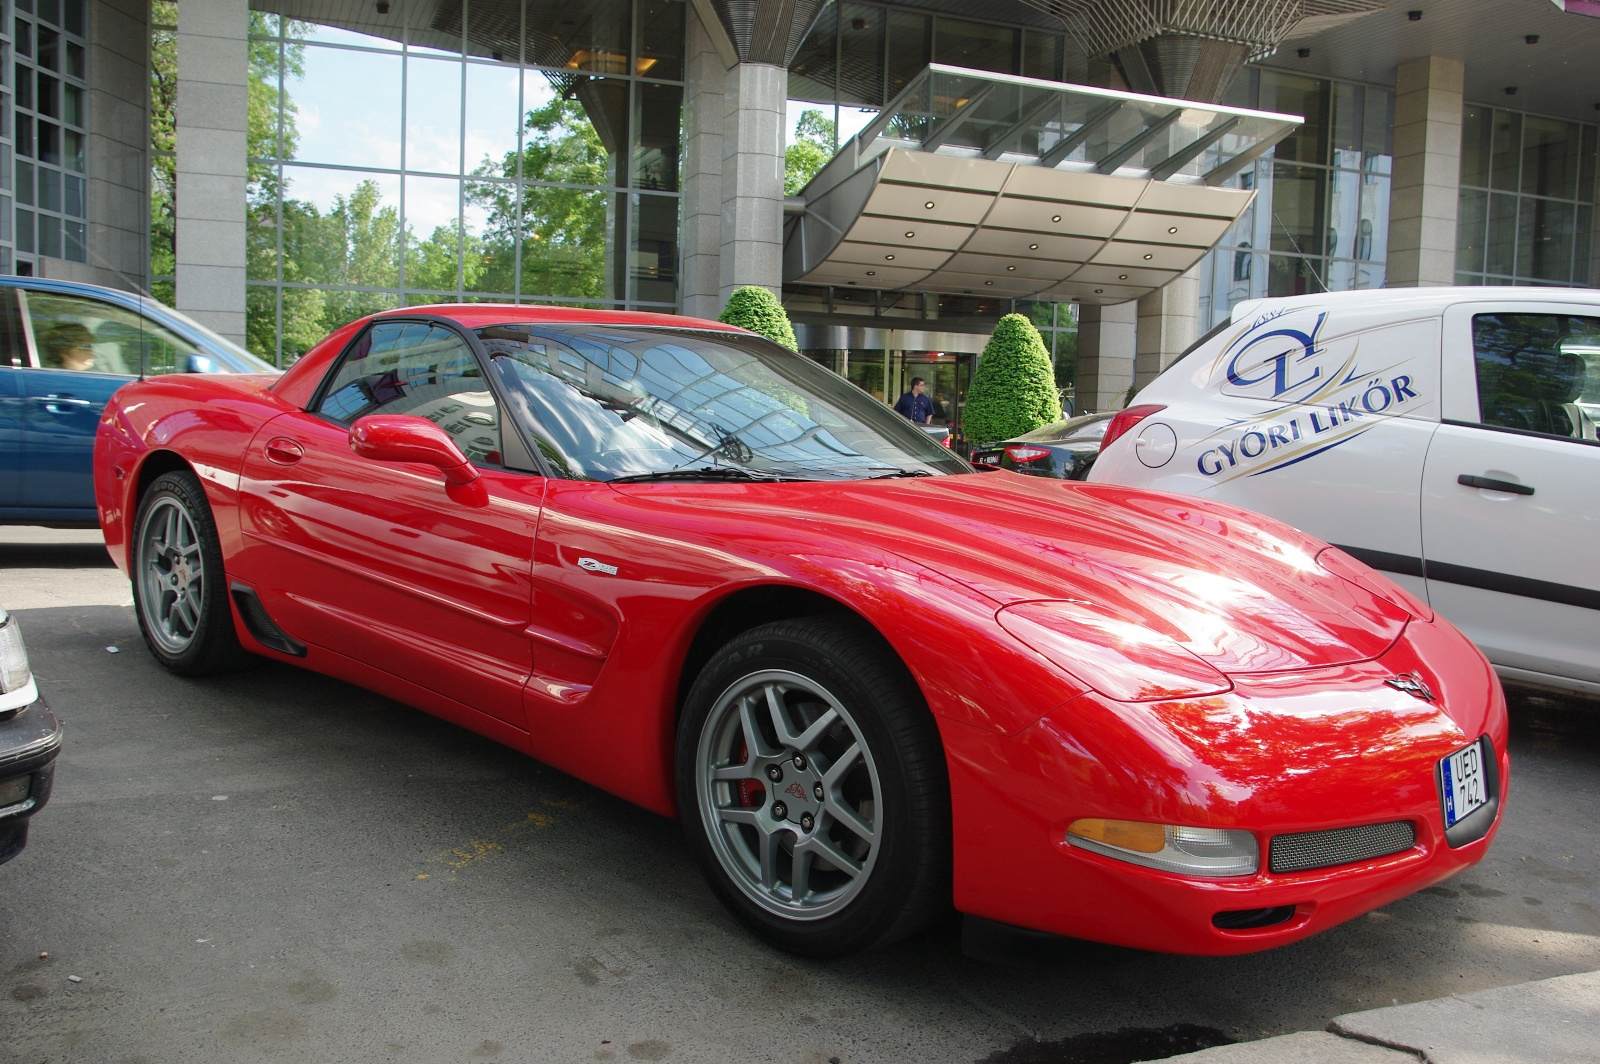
[894,376,934,424]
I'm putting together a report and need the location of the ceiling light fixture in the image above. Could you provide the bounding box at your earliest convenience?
[1407,9,1422,20]
[1143,253,1154,260]
[885,254,895,260]
[866,270,876,276]
[905,231,915,238]
[1118,274,1128,280]
[1167,226,1179,234]
[1505,86,1518,95]
[1007,265,1016,270]
[1296,48,1310,58]
[1525,34,1539,44]
[1029,243,1039,250]
[1051,215,1062,223]
[985,281,995,285]
[924,201,936,209]
[1094,288,1104,294]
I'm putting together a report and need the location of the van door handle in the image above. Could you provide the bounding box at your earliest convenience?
[264,437,305,465]
[1458,474,1534,496]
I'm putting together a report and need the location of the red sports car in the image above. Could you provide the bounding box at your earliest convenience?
[94,306,1507,957]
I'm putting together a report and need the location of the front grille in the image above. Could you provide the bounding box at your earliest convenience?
[1269,821,1416,874]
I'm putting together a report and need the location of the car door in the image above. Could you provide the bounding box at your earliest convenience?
[236,318,543,728]
[0,291,25,510]
[13,287,204,519]
[1420,301,1600,689]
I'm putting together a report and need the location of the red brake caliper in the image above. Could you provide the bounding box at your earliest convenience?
[735,741,764,808]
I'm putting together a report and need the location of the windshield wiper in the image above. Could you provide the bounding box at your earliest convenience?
[862,468,936,479]
[609,467,799,484]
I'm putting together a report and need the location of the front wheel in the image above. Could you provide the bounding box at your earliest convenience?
[132,470,246,676]
[676,616,950,956]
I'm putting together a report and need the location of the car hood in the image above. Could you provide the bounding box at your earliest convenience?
[627,472,1410,676]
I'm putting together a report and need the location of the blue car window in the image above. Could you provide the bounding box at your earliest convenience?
[22,290,194,376]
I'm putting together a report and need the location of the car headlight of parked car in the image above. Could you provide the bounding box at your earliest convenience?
[0,609,38,713]
[1067,818,1260,877]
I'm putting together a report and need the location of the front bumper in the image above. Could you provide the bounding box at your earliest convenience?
[0,694,62,864]
[943,617,1509,955]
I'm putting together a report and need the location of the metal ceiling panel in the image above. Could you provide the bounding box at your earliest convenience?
[1116,210,1235,246]
[963,229,1106,261]
[843,216,975,250]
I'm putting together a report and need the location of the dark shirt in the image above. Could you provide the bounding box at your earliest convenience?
[894,392,935,424]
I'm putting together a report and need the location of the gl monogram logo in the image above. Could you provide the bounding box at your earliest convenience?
[1384,672,1436,702]
[785,782,806,801]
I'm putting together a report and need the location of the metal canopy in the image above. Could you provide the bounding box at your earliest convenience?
[783,65,1303,306]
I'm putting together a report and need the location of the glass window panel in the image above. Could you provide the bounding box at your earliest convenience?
[36,27,57,71]
[15,206,33,252]
[518,185,608,298]
[464,60,522,177]
[1519,197,1575,282]
[523,0,630,73]
[1485,191,1517,276]
[465,0,521,63]
[1490,109,1520,192]
[1267,254,1326,297]
[38,0,57,27]
[885,10,929,101]
[1460,105,1491,188]
[633,81,680,191]
[1259,71,1328,165]
[15,159,31,205]
[1456,187,1488,274]
[15,62,31,109]
[37,120,58,165]
[839,3,885,107]
[935,17,1016,75]
[635,0,685,81]
[248,175,279,281]
[63,83,81,126]
[1522,116,1578,201]
[278,167,402,289]
[631,192,678,304]
[462,180,517,294]
[404,174,463,290]
[1021,30,1061,81]
[37,165,58,210]
[290,22,402,50]
[1363,84,1392,161]
[64,0,84,36]
[15,114,31,159]
[406,56,464,174]
[245,285,280,366]
[1575,204,1593,285]
[63,129,82,172]
[789,2,836,103]
[1331,81,1362,169]
[38,212,60,258]
[15,21,30,60]
[1581,126,1597,202]
[557,73,630,188]
[62,219,84,262]
[292,46,402,169]
[1471,313,1600,437]
[36,72,57,117]
[1267,163,1326,255]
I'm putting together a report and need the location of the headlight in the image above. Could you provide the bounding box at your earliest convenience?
[1068,818,1259,877]
[0,610,31,695]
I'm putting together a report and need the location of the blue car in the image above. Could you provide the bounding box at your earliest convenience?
[0,278,274,527]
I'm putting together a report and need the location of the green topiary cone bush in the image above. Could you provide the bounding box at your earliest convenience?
[962,313,1062,446]
[717,285,799,352]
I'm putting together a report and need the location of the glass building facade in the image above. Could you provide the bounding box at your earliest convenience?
[150,0,685,365]
[11,0,90,273]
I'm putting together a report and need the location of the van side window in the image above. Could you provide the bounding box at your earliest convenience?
[1471,313,1600,441]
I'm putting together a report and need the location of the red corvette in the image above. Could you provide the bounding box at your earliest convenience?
[94,306,1507,957]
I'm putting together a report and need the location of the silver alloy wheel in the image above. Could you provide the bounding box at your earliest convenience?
[137,496,206,656]
[695,668,883,921]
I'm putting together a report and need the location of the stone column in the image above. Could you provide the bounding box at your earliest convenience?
[681,5,726,320]
[719,62,787,302]
[1075,301,1137,412]
[1386,56,1464,288]
[1134,268,1199,390]
[174,0,248,341]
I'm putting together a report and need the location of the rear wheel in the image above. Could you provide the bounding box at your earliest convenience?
[132,470,246,676]
[676,616,949,956]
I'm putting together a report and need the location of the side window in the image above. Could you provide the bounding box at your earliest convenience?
[1472,313,1600,441]
[23,291,193,375]
[315,321,502,464]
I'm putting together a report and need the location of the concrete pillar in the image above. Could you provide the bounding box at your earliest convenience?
[40,0,148,290]
[1386,56,1464,288]
[681,5,726,320]
[1134,269,1199,390]
[718,62,787,302]
[1075,301,1137,412]
[174,0,248,341]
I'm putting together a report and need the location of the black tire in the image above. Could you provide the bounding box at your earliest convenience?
[131,470,248,676]
[676,615,950,956]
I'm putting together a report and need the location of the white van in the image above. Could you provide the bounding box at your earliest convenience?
[1090,287,1600,697]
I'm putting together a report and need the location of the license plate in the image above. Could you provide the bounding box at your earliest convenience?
[1441,741,1489,827]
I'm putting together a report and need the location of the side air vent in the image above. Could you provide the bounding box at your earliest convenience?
[1212,905,1296,930]
[230,584,307,658]
[1270,821,1417,874]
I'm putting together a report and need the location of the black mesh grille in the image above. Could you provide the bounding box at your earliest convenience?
[1269,821,1416,874]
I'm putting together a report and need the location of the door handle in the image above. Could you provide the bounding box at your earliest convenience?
[1458,474,1534,496]
[264,437,305,465]
[33,394,94,414]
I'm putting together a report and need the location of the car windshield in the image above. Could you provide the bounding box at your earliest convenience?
[1012,413,1113,444]
[147,299,276,373]
[478,323,972,481]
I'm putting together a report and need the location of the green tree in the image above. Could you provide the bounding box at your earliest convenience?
[963,313,1062,445]
[784,109,836,196]
[718,285,798,351]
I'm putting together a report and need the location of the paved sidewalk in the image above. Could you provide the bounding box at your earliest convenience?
[1169,969,1600,1063]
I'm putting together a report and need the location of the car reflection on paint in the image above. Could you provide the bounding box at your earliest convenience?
[969,413,1113,479]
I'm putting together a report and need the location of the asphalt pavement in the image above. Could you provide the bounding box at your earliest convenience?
[2,527,1598,1063]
